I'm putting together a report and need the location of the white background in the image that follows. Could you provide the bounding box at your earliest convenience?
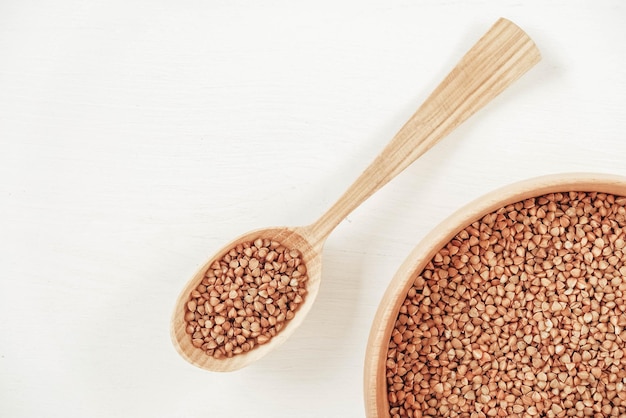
[2,1,626,417]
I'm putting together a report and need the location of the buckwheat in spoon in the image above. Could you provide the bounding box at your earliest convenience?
[171,18,541,372]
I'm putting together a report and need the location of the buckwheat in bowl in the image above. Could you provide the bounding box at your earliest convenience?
[365,173,626,418]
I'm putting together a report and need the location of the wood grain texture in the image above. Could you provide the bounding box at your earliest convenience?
[364,173,626,418]
[309,18,541,241]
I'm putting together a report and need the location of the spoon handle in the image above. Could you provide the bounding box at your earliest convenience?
[307,18,541,241]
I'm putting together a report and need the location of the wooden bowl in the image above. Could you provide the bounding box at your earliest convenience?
[364,172,626,417]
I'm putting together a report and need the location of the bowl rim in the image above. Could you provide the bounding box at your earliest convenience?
[363,172,626,418]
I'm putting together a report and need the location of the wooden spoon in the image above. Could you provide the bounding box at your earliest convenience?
[171,17,541,372]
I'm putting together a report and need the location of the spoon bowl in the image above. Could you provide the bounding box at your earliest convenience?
[171,17,541,372]
[171,226,323,372]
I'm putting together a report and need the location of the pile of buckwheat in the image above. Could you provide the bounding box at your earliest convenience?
[386,192,626,417]
[185,238,307,359]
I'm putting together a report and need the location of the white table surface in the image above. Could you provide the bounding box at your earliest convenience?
[2,1,626,417]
